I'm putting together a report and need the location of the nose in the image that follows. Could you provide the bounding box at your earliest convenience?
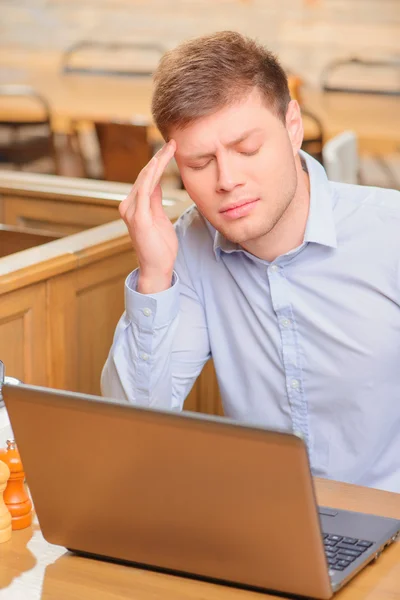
[216,152,242,193]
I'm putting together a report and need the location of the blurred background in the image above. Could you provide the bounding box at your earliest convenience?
[0,0,399,189]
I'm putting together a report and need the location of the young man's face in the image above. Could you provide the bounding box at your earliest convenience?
[172,88,304,247]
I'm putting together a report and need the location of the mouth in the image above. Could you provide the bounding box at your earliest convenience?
[219,198,259,220]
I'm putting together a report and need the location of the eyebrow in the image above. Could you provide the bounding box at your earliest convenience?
[182,128,263,161]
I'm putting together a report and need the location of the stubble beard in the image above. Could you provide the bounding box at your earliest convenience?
[216,191,295,245]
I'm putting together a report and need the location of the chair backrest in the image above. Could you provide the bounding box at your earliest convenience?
[0,84,52,127]
[94,121,152,184]
[62,41,164,77]
[321,57,400,97]
[0,85,57,172]
[322,131,358,184]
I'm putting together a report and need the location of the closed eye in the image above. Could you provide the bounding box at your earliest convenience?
[239,148,260,156]
[189,160,211,171]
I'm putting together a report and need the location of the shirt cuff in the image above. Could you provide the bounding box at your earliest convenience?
[125,268,179,330]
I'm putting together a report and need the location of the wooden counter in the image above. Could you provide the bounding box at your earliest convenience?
[0,170,189,236]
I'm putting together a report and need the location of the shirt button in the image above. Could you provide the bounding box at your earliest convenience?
[282,318,291,328]
[142,308,152,317]
[270,265,279,272]
[140,352,149,361]
[291,379,300,390]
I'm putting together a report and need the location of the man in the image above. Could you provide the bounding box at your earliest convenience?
[102,31,400,493]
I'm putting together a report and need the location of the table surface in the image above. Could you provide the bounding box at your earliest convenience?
[0,477,399,600]
[0,52,399,155]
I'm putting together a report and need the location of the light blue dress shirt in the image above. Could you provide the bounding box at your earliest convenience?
[102,152,400,493]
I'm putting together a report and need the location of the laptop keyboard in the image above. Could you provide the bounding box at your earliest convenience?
[323,534,373,571]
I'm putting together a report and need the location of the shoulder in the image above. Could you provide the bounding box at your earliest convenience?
[331,183,400,274]
[331,182,400,241]
[332,182,400,217]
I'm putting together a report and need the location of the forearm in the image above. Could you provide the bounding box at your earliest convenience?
[101,310,182,410]
[101,268,210,411]
[101,268,181,408]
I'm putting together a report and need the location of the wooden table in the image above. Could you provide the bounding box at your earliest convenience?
[0,51,399,156]
[301,87,400,155]
[0,478,399,599]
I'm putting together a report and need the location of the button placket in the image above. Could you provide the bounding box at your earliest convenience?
[268,264,309,446]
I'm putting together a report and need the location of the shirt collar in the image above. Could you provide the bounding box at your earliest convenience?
[213,150,337,260]
[302,150,337,249]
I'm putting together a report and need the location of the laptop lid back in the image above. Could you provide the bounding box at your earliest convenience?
[3,383,333,599]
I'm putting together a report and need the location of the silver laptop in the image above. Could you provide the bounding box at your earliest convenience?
[3,382,400,600]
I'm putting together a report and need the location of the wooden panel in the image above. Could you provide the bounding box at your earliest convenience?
[198,360,224,416]
[47,250,136,394]
[183,360,223,416]
[94,121,152,184]
[0,227,58,258]
[183,383,199,413]
[76,275,127,395]
[45,269,78,392]
[2,195,120,236]
[0,315,24,381]
[75,253,136,395]
[0,283,47,384]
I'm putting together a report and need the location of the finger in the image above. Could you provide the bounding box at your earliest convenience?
[134,156,159,216]
[149,140,176,195]
[126,156,162,218]
[146,142,176,219]
[120,150,161,218]
[131,140,175,201]
[120,141,176,220]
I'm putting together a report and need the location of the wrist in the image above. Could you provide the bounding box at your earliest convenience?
[137,270,174,294]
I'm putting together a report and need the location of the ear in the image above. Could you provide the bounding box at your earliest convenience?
[285,100,304,155]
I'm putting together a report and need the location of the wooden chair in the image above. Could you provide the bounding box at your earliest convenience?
[61,41,164,77]
[321,57,400,97]
[93,121,153,183]
[0,85,58,173]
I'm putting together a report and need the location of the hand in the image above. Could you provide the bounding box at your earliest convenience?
[119,140,178,294]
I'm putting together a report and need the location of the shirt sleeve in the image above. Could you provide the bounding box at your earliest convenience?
[101,244,211,411]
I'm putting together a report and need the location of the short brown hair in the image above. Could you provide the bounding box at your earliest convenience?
[152,31,291,139]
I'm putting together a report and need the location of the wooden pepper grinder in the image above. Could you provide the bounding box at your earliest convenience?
[0,440,32,530]
[0,459,12,542]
